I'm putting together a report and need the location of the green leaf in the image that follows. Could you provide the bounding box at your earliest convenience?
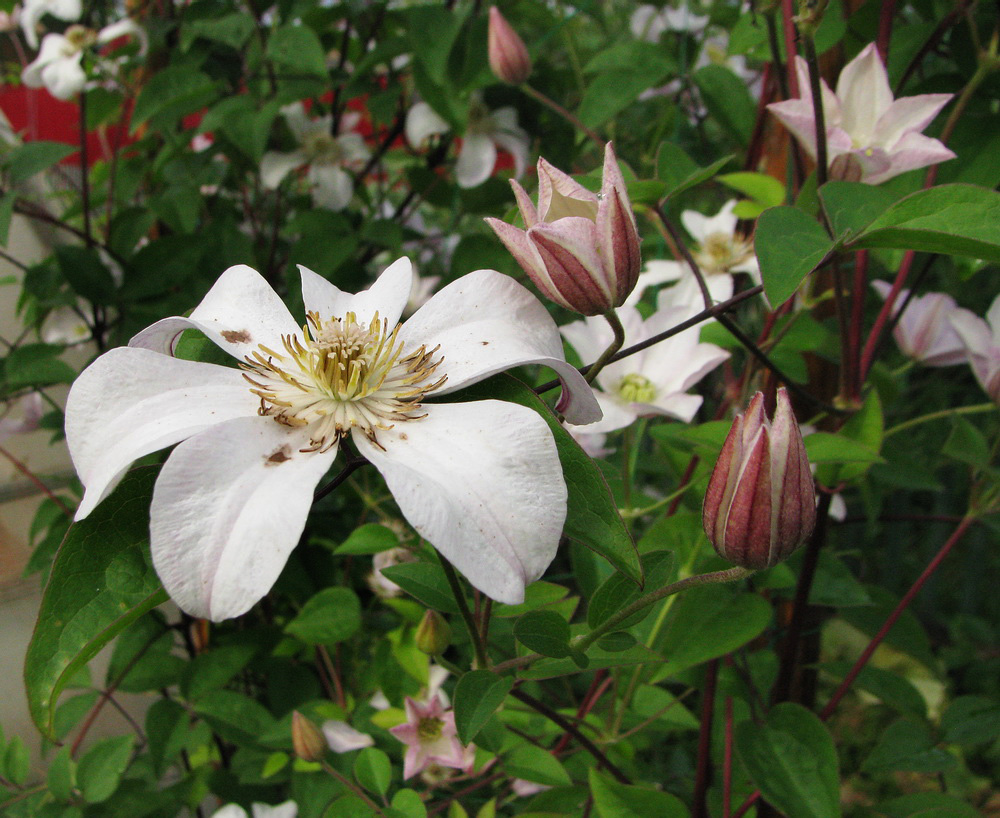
[513,610,572,658]
[354,747,392,797]
[335,523,399,555]
[285,587,362,645]
[755,206,836,306]
[803,432,883,465]
[0,190,16,245]
[194,689,277,746]
[596,632,637,652]
[453,670,512,745]
[820,662,926,718]
[862,719,956,773]
[47,746,76,802]
[877,793,981,818]
[806,551,872,608]
[25,468,167,737]
[493,582,569,618]
[693,64,757,147]
[846,184,1000,260]
[651,585,771,680]
[941,696,1000,747]
[76,735,134,803]
[392,788,428,818]
[131,66,217,131]
[719,172,786,207]
[180,643,257,701]
[657,142,734,199]
[588,768,689,817]
[454,374,640,584]
[587,551,674,629]
[181,13,255,50]
[4,141,75,183]
[818,181,898,239]
[55,245,117,304]
[4,343,76,388]
[519,641,663,680]
[405,6,466,85]
[942,415,990,468]
[380,561,460,614]
[505,744,571,787]
[267,24,328,78]
[2,736,29,786]
[736,703,840,818]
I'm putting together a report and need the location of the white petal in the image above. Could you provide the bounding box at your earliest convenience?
[986,294,1000,341]
[322,721,375,753]
[836,44,893,145]
[298,256,412,328]
[575,392,639,435]
[40,55,86,100]
[66,348,258,519]
[22,33,72,87]
[130,264,299,360]
[97,18,147,55]
[260,150,305,189]
[405,101,449,148]
[280,101,316,142]
[252,802,298,818]
[399,269,601,425]
[210,807,248,818]
[623,261,684,306]
[353,401,566,604]
[681,209,711,241]
[559,314,614,368]
[455,133,497,188]
[308,164,353,211]
[151,417,337,620]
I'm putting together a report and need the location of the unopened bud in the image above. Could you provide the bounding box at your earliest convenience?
[488,7,532,85]
[703,389,816,569]
[415,610,452,656]
[292,711,327,762]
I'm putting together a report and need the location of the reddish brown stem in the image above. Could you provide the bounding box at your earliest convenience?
[723,694,734,818]
[846,250,869,401]
[876,0,898,61]
[692,660,719,818]
[781,0,800,98]
[859,250,915,379]
[0,446,73,518]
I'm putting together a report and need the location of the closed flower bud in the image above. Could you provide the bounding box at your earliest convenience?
[488,7,532,85]
[703,389,816,569]
[486,143,641,315]
[415,609,452,655]
[292,711,327,762]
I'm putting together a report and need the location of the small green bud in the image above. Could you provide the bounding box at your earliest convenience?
[415,610,452,656]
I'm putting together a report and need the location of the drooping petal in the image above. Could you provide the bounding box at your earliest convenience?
[353,400,566,605]
[865,131,955,184]
[308,163,353,211]
[836,43,893,145]
[39,54,87,100]
[322,721,375,753]
[260,150,306,189]
[454,133,497,188]
[298,256,412,328]
[398,269,601,425]
[66,347,259,519]
[96,18,148,55]
[22,34,73,88]
[874,94,952,150]
[130,264,299,360]
[405,101,450,148]
[151,416,337,621]
[21,0,81,49]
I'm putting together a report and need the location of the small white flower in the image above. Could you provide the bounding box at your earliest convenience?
[19,0,79,49]
[66,258,600,620]
[210,803,297,818]
[261,103,371,211]
[561,294,729,435]
[405,96,529,189]
[631,3,708,41]
[322,720,375,753]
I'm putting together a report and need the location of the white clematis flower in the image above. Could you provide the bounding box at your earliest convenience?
[261,103,371,211]
[22,19,146,101]
[405,97,529,189]
[626,200,758,307]
[561,289,729,435]
[210,803,297,818]
[65,258,600,620]
[19,0,79,49]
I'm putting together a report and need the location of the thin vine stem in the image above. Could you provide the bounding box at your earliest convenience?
[439,553,490,669]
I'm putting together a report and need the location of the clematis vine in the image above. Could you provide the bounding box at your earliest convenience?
[949,293,1000,404]
[405,96,529,189]
[22,18,146,101]
[65,258,600,620]
[768,44,954,184]
[626,199,757,307]
[871,281,974,367]
[261,103,371,211]
[561,287,729,435]
[389,696,472,780]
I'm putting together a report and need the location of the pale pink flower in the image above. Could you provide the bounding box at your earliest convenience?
[389,696,470,780]
[949,294,1000,404]
[871,281,973,366]
[0,392,43,442]
[321,720,375,753]
[768,44,954,184]
[512,779,552,797]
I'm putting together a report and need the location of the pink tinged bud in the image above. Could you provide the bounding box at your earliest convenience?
[485,142,642,315]
[703,389,816,570]
[488,7,532,85]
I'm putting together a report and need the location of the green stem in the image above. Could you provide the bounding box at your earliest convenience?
[322,761,386,815]
[585,310,626,385]
[884,402,996,438]
[438,554,489,669]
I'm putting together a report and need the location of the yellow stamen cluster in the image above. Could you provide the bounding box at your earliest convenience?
[242,311,446,452]
[417,716,444,741]
[696,231,754,276]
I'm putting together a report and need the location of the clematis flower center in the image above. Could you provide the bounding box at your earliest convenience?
[617,373,657,403]
[417,716,444,741]
[64,25,96,54]
[242,311,446,452]
[302,131,343,164]
[696,231,754,276]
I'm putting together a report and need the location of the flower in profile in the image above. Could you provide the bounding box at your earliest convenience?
[66,258,599,620]
[261,103,371,211]
[19,0,78,49]
[871,281,974,367]
[703,389,816,570]
[22,19,145,100]
[630,3,708,41]
[405,96,529,189]
[488,6,531,85]
[626,200,757,307]
[210,803,296,818]
[561,289,729,434]
[0,392,43,442]
[949,294,1000,404]
[389,696,470,780]
[486,143,641,315]
[767,44,954,184]
[322,720,375,754]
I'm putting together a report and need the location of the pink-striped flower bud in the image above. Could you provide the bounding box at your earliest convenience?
[488,7,532,85]
[485,143,641,315]
[703,389,816,570]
